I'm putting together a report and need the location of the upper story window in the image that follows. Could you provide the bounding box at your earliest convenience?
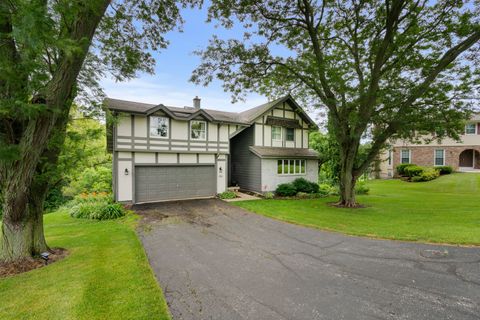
[286,128,295,141]
[150,116,169,138]
[465,123,476,135]
[191,120,206,140]
[434,149,445,166]
[401,149,411,164]
[272,126,282,141]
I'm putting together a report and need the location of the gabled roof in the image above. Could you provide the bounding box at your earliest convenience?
[249,146,319,159]
[104,94,317,128]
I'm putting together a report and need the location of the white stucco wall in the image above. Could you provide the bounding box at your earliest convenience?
[117,115,131,136]
[260,159,318,192]
[171,119,188,140]
[135,152,155,163]
[216,154,227,193]
[117,160,132,201]
[134,116,147,137]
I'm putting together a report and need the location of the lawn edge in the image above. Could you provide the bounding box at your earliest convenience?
[230,201,480,248]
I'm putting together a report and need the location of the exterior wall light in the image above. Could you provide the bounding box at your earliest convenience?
[219,166,223,174]
[124,168,129,175]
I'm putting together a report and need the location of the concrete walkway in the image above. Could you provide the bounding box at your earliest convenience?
[135,199,480,320]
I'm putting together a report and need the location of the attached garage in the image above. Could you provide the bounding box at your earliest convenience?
[134,165,216,203]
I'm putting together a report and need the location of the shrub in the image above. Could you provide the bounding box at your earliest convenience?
[218,191,237,199]
[318,183,339,196]
[435,165,453,175]
[355,181,370,195]
[292,178,319,194]
[275,183,297,197]
[264,192,274,199]
[64,165,112,197]
[68,192,126,220]
[296,192,309,199]
[396,163,415,176]
[411,167,439,182]
[403,165,425,177]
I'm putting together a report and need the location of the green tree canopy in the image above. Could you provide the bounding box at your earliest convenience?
[193,0,480,206]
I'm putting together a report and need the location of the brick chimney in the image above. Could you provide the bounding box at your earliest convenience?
[193,96,201,109]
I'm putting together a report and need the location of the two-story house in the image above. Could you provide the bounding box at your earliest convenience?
[379,114,480,177]
[105,95,319,204]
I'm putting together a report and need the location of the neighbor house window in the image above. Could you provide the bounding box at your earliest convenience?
[190,120,206,140]
[286,128,295,141]
[434,149,445,166]
[465,123,476,135]
[388,149,392,166]
[401,149,411,164]
[272,126,282,141]
[277,159,306,175]
[150,116,169,138]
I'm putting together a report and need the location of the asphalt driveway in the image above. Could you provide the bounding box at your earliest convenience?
[135,199,480,320]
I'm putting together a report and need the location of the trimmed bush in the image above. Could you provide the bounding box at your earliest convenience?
[275,183,297,197]
[292,178,319,194]
[355,181,370,195]
[218,191,237,199]
[411,167,439,182]
[264,192,274,199]
[403,165,424,177]
[435,165,453,175]
[396,163,415,176]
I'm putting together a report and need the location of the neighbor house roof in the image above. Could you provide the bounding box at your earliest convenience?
[249,146,319,159]
[104,95,318,128]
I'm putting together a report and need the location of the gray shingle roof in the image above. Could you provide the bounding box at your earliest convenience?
[104,95,317,127]
[249,146,319,159]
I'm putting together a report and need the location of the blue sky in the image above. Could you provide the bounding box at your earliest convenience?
[100,5,267,113]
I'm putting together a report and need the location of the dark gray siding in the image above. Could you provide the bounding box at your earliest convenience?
[230,126,262,192]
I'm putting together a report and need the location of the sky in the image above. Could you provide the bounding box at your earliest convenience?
[100,5,267,113]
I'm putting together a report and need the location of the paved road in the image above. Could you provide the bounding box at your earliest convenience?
[135,199,480,320]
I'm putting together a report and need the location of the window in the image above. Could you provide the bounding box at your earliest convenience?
[388,149,392,166]
[272,126,282,141]
[191,120,206,140]
[286,128,295,141]
[401,149,411,164]
[150,116,169,138]
[277,159,306,175]
[434,149,445,166]
[465,123,476,135]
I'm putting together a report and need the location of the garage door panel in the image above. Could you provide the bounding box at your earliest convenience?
[135,166,215,203]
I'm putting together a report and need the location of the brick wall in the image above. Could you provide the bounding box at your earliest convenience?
[392,146,480,170]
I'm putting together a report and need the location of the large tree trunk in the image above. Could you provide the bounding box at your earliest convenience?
[338,153,358,207]
[0,0,110,263]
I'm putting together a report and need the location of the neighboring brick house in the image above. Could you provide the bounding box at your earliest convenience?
[105,95,319,204]
[379,115,480,178]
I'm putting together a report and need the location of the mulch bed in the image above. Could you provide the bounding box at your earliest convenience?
[0,248,68,278]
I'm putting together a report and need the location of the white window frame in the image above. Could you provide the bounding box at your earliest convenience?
[272,126,282,141]
[190,120,207,140]
[400,149,411,164]
[434,149,445,166]
[286,128,295,142]
[277,159,306,175]
[149,116,169,138]
[465,123,477,135]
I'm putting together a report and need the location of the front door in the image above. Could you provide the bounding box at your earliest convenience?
[459,150,474,167]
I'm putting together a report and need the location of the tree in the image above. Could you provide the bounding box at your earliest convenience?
[192,0,480,207]
[0,0,192,262]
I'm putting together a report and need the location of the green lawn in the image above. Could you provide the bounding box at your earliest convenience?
[233,173,480,245]
[0,210,170,320]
